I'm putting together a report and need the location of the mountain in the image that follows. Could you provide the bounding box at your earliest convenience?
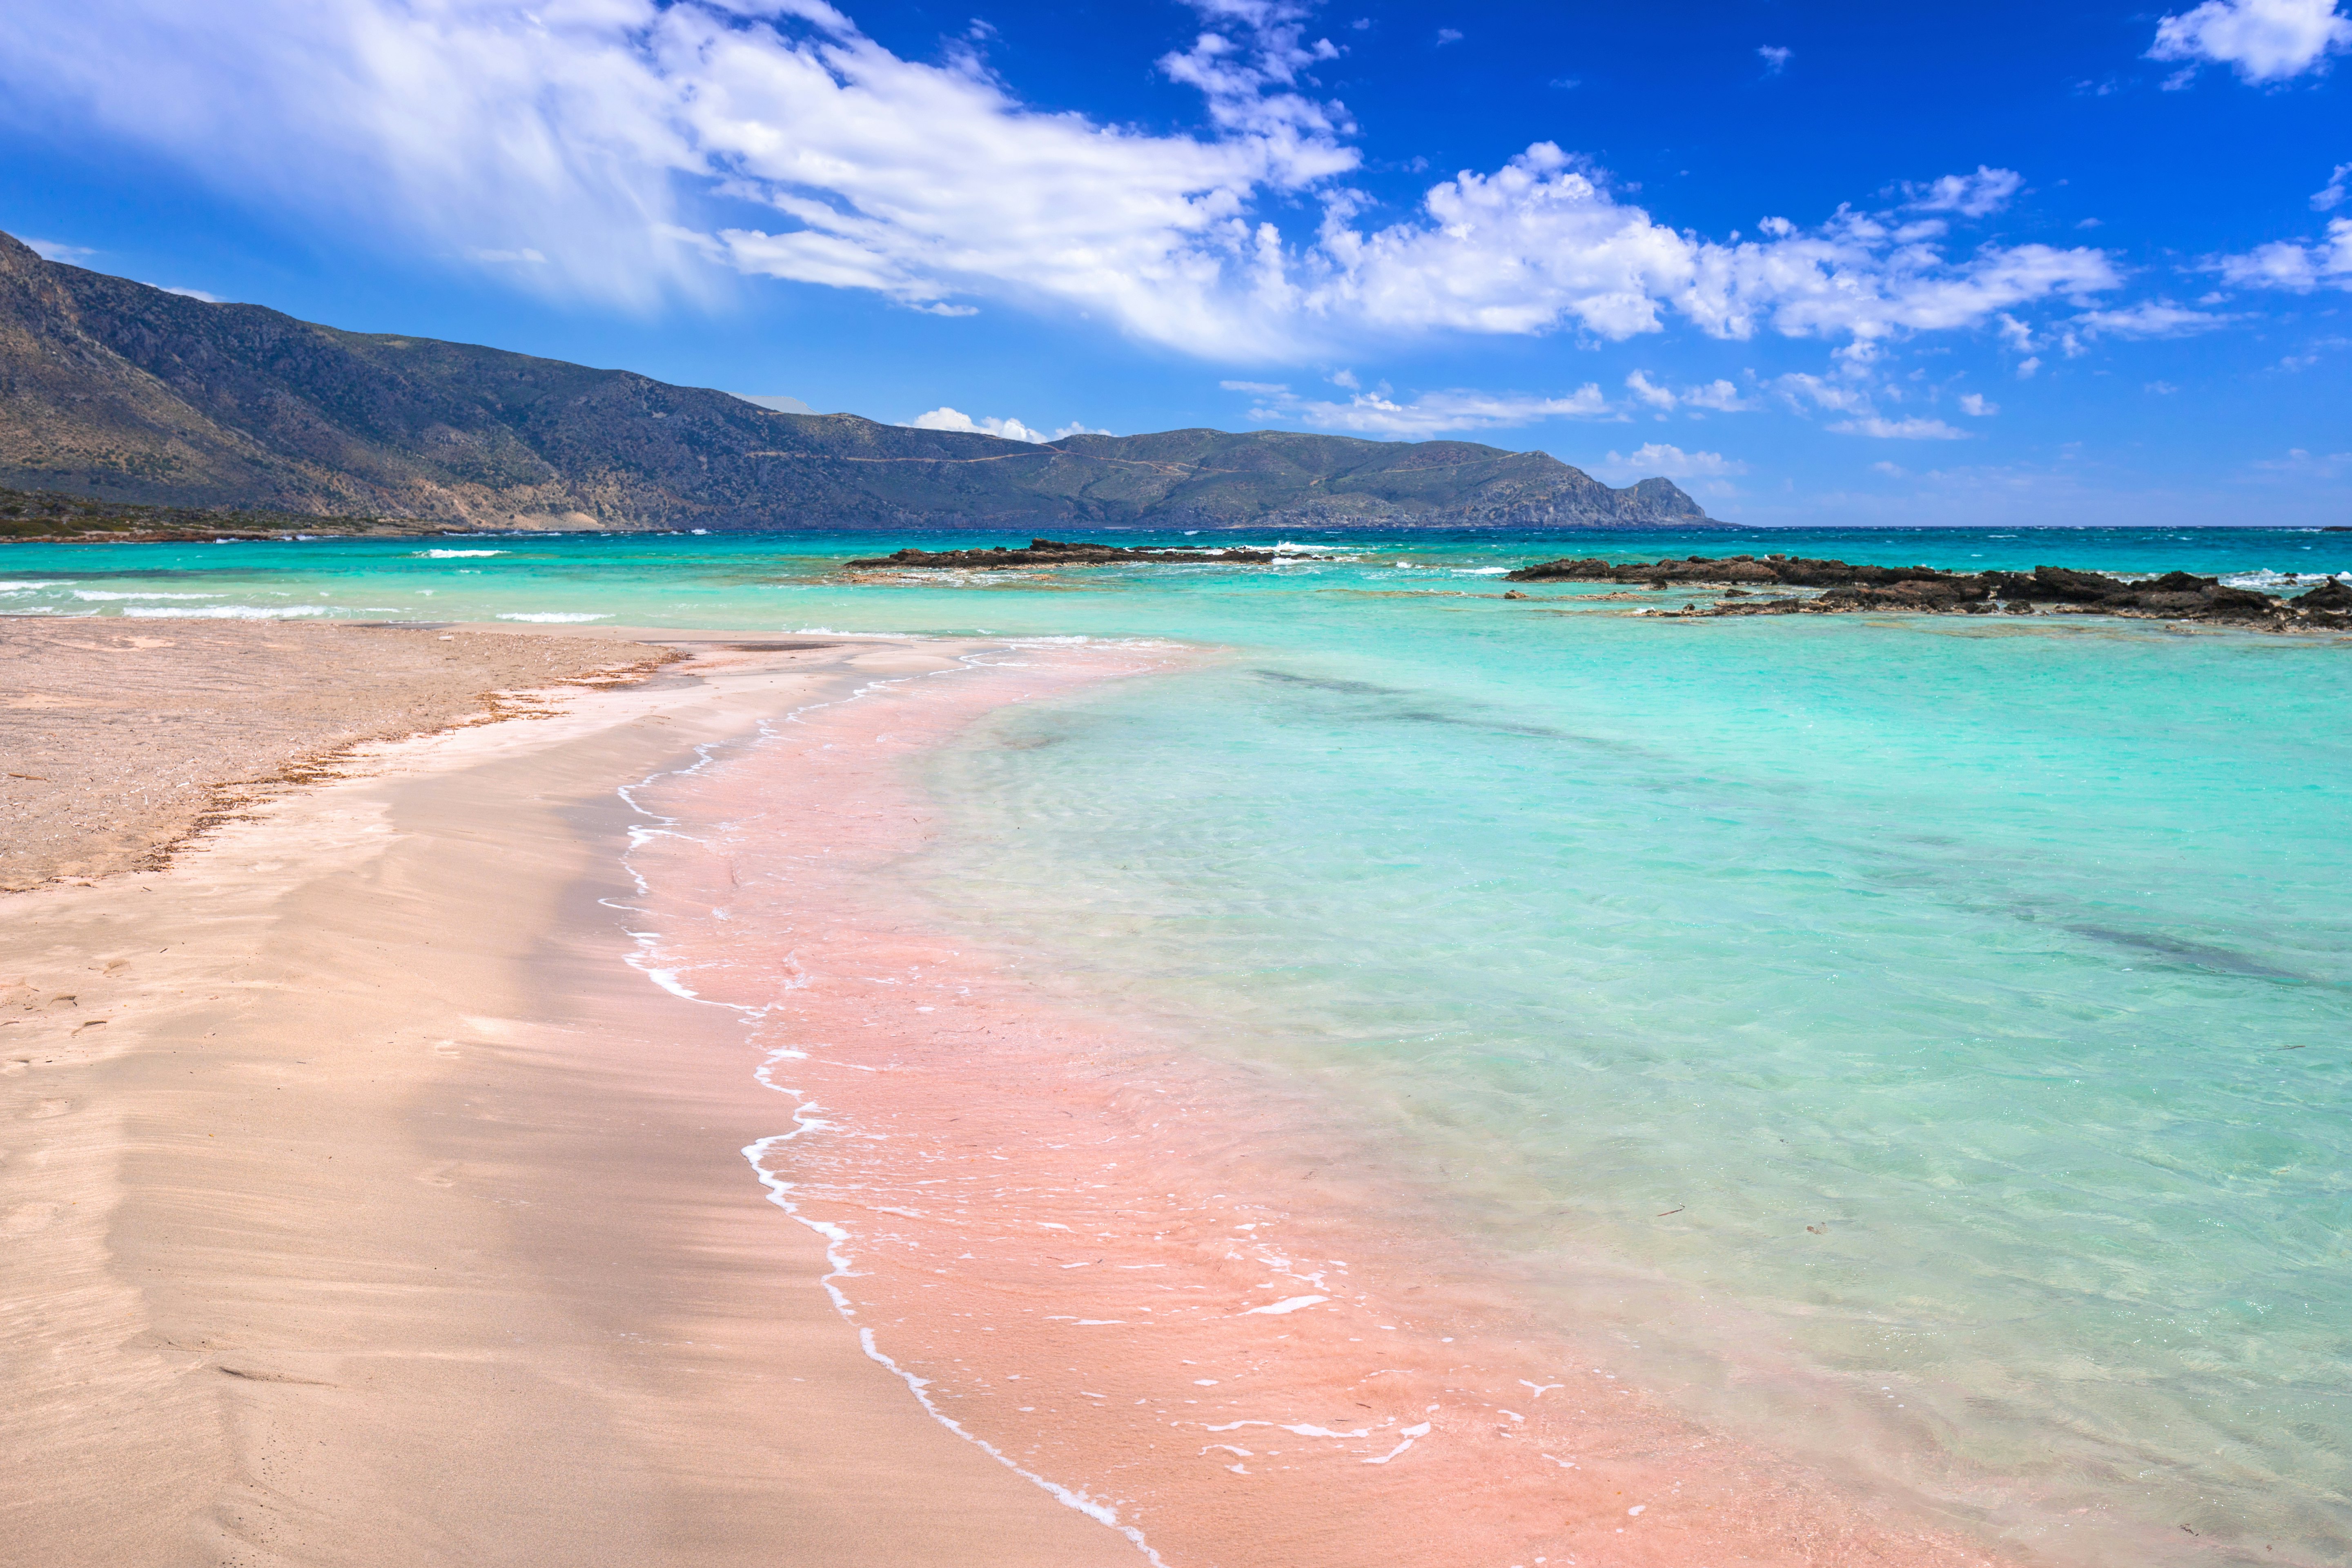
[0,232,1715,533]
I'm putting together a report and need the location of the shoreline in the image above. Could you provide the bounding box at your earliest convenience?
[0,629,1140,1565]
[616,638,2127,1567]
[4,621,2319,1565]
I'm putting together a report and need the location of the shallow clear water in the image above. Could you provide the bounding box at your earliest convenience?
[14,524,2350,1557]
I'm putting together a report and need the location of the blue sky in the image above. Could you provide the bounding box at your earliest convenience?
[1,0,2346,526]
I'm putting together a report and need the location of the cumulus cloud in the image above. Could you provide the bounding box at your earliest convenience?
[2148,0,2352,82]
[2212,218,2352,289]
[0,0,2123,360]
[1829,415,1969,439]
[1757,45,1791,75]
[906,406,1103,441]
[2315,162,2352,210]
[1958,392,1998,415]
[1246,383,1610,437]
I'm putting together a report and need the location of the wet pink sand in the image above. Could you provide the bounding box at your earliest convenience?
[625,642,2019,1568]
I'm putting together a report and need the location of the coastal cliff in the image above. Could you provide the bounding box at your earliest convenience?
[0,232,1711,533]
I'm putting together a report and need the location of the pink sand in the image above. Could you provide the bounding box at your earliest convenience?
[624,641,2018,1567]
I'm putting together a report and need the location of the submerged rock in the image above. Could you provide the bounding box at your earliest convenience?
[845,537,1282,569]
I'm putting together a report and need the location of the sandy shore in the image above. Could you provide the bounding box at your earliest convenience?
[0,617,676,891]
[2,620,2116,1566]
[0,626,1136,1566]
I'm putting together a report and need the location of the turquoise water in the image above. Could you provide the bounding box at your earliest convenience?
[11,526,2350,1559]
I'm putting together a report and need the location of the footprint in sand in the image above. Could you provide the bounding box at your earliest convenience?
[27,1098,69,1119]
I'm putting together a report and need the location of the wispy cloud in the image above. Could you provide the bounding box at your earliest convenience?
[1600,442,1746,478]
[0,0,2125,363]
[23,237,94,262]
[1900,166,2023,218]
[1624,371,1749,412]
[1757,45,1792,75]
[1829,415,1969,439]
[2069,299,2236,336]
[1247,383,1610,437]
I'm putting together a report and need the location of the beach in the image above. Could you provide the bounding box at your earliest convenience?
[0,627,1141,1566]
[0,619,2024,1567]
[4,553,2344,1566]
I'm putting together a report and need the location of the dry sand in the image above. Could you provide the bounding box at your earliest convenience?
[1,617,675,891]
[0,626,1138,1567]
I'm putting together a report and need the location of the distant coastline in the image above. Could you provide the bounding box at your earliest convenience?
[0,230,1711,536]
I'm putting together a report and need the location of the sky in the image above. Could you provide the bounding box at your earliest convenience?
[0,0,2346,527]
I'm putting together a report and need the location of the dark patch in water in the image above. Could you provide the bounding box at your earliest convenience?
[1252,668,1402,698]
[2066,924,2304,981]
[1252,668,1665,759]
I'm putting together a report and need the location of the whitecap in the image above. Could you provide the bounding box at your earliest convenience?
[419,549,507,558]
[497,612,612,623]
[71,590,222,601]
[2221,569,2350,590]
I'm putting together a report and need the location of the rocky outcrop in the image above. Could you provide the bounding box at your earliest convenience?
[0,229,1715,534]
[1503,554,2352,633]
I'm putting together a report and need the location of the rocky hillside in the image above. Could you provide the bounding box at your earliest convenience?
[0,231,1713,532]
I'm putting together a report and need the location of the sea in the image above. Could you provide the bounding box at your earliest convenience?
[10,524,2348,1561]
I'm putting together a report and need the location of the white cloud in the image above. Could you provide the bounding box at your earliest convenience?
[2016,355,2042,378]
[2148,0,2352,82]
[1625,370,1677,409]
[2315,162,2352,210]
[2211,218,2352,290]
[1775,372,1871,415]
[1624,371,1748,412]
[1829,415,1969,439]
[1958,392,1998,416]
[1248,384,1610,437]
[1434,28,1463,46]
[1219,379,1289,394]
[909,406,1051,441]
[1601,442,1747,478]
[150,283,225,302]
[1901,166,2023,218]
[1682,378,1747,411]
[0,1,2124,361]
[906,406,1105,441]
[2069,299,2236,336]
[23,236,95,262]
[1757,45,1791,74]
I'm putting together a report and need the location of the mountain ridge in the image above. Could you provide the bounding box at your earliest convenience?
[0,231,1717,532]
